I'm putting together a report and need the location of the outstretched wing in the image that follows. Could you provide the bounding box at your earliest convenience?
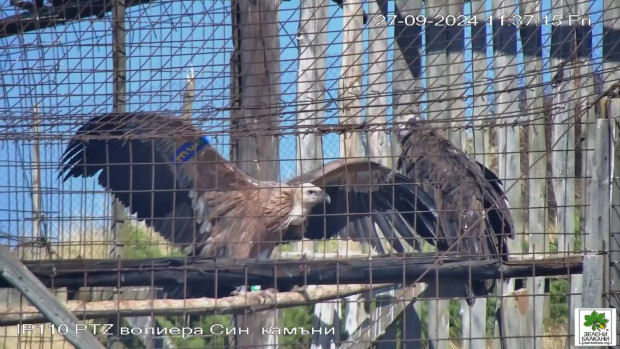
[286,160,437,254]
[59,112,261,252]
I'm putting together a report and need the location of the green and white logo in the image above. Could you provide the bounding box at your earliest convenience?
[575,308,616,346]
[583,311,609,331]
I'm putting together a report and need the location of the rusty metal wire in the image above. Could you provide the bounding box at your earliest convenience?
[0,0,618,348]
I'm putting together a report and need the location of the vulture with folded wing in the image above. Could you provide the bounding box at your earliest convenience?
[397,117,514,304]
[59,112,437,267]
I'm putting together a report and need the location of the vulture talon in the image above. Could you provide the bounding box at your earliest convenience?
[230,285,249,297]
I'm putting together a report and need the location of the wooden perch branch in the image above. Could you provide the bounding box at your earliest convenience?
[0,283,390,326]
[0,253,584,298]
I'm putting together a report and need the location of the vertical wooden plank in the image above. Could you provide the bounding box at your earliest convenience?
[608,97,620,345]
[230,0,281,182]
[366,1,399,347]
[339,0,364,161]
[571,1,595,345]
[424,2,452,347]
[490,1,526,348]
[391,0,425,346]
[550,0,576,256]
[296,2,337,347]
[425,0,450,136]
[582,119,611,310]
[519,0,546,260]
[490,0,522,266]
[550,4,578,347]
[338,0,368,344]
[471,0,490,167]
[428,298,449,349]
[367,0,390,167]
[460,298,486,349]
[31,104,42,246]
[603,0,620,330]
[464,4,491,343]
[391,0,423,165]
[499,288,534,349]
[445,0,467,149]
[229,1,282,347]
[602,0,620,87]
[518,2,549,349]
[111,0,127,259]
[297,0,327,174]
[182,67,195,120]
[108,3,128,346]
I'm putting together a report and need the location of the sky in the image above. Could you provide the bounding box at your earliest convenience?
[0,0,608,247]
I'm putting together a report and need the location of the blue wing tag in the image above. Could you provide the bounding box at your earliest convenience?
[173,136,210,163]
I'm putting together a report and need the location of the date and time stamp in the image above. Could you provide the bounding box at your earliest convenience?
[374,14,591,27]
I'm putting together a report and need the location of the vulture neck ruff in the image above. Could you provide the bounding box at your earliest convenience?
[287,183,326,226]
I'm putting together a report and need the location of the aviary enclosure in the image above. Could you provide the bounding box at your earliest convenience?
[0,0,618,348]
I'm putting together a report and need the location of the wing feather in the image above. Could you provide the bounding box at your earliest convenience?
[59,112,261,251]
[396,118,515,303]
[286,159,437,254]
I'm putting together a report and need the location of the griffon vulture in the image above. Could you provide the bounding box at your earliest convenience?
[59,113,437,267]
[397,117,514,304]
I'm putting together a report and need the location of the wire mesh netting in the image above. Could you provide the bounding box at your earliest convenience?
[0,0,619,348]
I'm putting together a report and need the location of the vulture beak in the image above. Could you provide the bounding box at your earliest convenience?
[322,192,331,205]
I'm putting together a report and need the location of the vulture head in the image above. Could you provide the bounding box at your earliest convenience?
[289,183,331,225]
[397,115,433,140]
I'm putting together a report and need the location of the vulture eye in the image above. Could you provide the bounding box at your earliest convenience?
[307,190,316,195]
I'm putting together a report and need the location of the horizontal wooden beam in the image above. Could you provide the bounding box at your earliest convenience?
[0,253,584,298]
[0,283,390,326]
[0,0,155,38]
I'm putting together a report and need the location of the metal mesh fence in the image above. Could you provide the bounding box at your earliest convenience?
[0,0,618,348]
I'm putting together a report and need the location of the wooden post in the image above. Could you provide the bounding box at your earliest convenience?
[490,0,526,348]
[366,1,400,347]
[367,0,390,168]
[338,0,364,161]
[295,2,336,346]
[338,0,368,343]
[390,0,423,166]
[603,0,620,326]
[445,0,467,150]
[517,3,550,349]
[108,2,127,347]
[582,119,611,311]
[424,1,454,347]
[551,1,577,257]
[31,104,43,252]
[571,1,595,345]
[111,0,126,259]
[230,1,282,347]
[182,67,195,120]
[425,0,449,138]
[471,0,490,167]
[229,0,280,182]
[392,1,424,347]
[296,0,326,175]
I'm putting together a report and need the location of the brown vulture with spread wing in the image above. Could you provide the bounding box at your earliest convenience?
[59,113,437,295]
[397,117,514,304]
